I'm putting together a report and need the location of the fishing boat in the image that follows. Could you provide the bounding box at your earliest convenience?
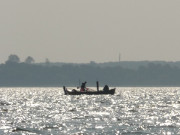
[63,81,115,95]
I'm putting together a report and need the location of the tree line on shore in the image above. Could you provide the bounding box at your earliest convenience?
[0,54,180,86]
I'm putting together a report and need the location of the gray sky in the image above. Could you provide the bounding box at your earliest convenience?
[0,0,180,63]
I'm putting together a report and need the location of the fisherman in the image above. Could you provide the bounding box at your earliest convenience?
[103,85,109,92]
[80,81,87,92]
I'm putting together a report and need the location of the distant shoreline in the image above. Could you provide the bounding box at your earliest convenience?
[0,61,180,87]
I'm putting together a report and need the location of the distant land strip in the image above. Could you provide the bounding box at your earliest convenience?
[1,60,180,87]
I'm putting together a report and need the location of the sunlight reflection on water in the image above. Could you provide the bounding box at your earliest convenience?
[0,87,180,134]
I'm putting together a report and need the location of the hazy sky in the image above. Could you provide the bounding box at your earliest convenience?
[1,0,180,63]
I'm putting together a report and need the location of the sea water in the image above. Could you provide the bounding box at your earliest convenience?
[1,87,180,135]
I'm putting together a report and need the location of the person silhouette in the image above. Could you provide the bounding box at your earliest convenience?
[80,81,87,92]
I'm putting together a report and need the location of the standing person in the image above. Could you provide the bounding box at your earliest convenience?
[80,81,87,92]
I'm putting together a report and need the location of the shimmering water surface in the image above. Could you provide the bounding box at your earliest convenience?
[1,87,180,135]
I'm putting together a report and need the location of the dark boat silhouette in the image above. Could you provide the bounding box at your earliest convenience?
[63,81,115,95]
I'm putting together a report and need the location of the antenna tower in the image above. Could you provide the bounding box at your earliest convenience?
[119,53,121,62]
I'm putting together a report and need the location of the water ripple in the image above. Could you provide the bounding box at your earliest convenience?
[0,87,180,134]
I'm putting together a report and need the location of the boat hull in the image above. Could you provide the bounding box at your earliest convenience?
[63,86,115,95]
